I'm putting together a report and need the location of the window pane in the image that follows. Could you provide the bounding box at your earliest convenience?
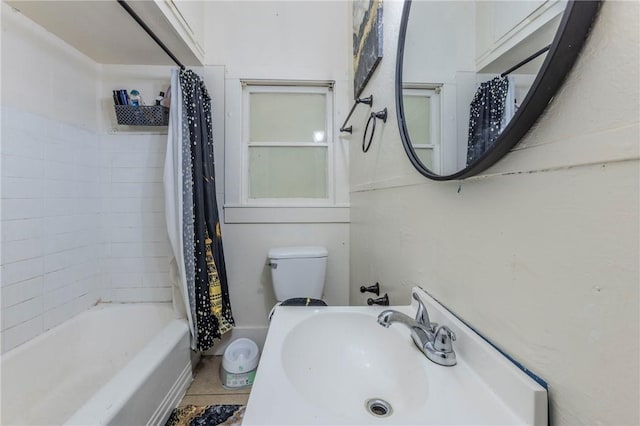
[250,93,326,143]
[415,147,434,169]
[249,147,328,198]
[403,94,432,146]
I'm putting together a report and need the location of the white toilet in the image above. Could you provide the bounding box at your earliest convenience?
[267,246,328,316]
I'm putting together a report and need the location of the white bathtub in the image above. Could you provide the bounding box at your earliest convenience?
[1,303,192,426]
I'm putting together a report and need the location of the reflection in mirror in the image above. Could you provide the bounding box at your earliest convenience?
[403,85,442,173]
[400,0,566,177]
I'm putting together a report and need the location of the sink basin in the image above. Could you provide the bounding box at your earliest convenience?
[281,312,428,419]
[243,288,548,425]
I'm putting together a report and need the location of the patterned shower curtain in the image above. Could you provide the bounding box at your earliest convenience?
[164,69,234,351]
[466,76,512,166]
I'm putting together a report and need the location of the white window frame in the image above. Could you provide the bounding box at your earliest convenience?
[241,82,335,207]
[403,85,443,174]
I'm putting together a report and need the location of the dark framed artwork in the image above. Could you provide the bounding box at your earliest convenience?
[353,0,383,99]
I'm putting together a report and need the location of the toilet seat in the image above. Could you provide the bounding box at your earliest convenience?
[268,298,328,321]
[281,297,327,307]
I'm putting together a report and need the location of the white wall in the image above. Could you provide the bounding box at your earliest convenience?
[349,1,639,425]
[202,0,352,348]
[1,4,101,351]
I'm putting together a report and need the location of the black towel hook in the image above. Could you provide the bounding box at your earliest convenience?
[362,108,387,153]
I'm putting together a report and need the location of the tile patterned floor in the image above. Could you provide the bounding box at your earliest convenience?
[179,356,251,406]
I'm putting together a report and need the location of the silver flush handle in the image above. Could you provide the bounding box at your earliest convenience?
[268,261,278,269]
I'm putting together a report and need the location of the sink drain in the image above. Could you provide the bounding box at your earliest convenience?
[365,398,393,418]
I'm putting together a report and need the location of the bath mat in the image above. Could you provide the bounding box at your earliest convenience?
[165,404,245,426]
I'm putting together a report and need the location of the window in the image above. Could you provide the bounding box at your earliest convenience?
[242,83,333,204]
[403,87,442,174]
[224,79,348,223]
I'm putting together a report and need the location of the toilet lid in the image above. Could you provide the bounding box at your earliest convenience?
[268,246,328,259]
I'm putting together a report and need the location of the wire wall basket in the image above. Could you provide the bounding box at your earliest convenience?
[114,105,169,126]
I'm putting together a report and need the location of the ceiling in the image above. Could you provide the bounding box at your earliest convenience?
[5,0,201,66]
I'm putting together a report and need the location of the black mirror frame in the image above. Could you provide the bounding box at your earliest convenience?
[396,0,602,181]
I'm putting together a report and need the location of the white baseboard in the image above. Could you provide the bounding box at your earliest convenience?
[205,326,269,356]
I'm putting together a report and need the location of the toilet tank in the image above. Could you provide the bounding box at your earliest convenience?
[268,246,328,301]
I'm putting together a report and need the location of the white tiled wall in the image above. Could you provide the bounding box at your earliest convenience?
[98,133,173,303]
[1,107,102,351]
[1,115,175,352]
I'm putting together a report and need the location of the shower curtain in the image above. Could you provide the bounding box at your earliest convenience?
[164,69,235,351]
[466,76,515,166]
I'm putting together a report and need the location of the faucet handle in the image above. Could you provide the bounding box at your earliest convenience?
[367,294,389,306]
[360,282,380,296]
[433,325,456,352]
[412,292,433,330]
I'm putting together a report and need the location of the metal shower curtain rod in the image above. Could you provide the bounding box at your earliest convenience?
[501,45,551,77]
[117,0,186,70]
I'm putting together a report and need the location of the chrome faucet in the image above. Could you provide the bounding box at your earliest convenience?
[377,292,436,338]
[377,292,457,366]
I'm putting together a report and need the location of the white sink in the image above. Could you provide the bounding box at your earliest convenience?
[281,312,429,419]
[243,288,547,425]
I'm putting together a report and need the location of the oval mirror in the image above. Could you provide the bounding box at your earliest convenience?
[396,0,601,180]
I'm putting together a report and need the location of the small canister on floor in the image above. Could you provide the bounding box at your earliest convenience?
[220,338,260,389]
